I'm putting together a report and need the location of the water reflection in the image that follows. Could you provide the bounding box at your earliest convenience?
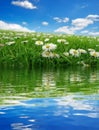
[0,96,99,130]
[0,67,99,105]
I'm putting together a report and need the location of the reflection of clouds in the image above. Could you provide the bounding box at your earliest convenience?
[3,100,22,105]
[20,116,29,119]
[2,99,36,107]
[28,119,36,122]
[0,96,27,106]
[53,94,99,119]
[86,113,99,118]
[55,95,93,111]
[11,123,33,130]
[74,112,99,118]
[0,112,5,114]
[0,95,99,130]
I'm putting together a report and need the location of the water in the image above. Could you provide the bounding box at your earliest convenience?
[0,67,99,130]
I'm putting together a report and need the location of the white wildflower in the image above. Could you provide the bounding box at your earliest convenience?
[64,41,69,45]
[78,49,87,54]
[69,49,80,57]
[44,38,49,42]
[88,48,95,52]
[42,51,53,58]
[90,51,99,58]
[35,41,43,45]
[6,41,15,45]
[21,40,28,44]
[42,43,57,51]
[63,52,69,56]
[52,53,60,58]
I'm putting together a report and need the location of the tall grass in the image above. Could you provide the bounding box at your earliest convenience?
[0,30,99,68]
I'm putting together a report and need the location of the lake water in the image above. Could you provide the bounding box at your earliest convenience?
[0,67,99,130]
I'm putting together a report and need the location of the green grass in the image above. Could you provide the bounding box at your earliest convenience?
[0,30,99,68]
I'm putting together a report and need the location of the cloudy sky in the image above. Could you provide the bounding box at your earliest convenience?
[0,0,99,35]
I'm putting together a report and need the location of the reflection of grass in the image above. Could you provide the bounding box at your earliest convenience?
[0,67,99,105]
[0,30,99,67]
[0,83,99,106]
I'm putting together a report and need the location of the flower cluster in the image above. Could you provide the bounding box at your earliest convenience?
[68,48,87,57]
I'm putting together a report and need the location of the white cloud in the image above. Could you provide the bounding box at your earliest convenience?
[86,14,99,21]
[11,0,37,9]
[71,14,99,30]
[54,26,74,34]
[63,17,69,23]
[53,17,69,23]
[0,20,33,32]
[72,18,93,29]
[54,14,99,35]
[53,17,62,23]
[88,32,99,36]
[81,30,99,36]
[42,21,49,26]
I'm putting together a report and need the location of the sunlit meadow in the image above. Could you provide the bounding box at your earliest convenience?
[0,30,99,68]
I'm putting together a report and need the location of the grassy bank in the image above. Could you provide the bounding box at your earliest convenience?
[0,30,99,68]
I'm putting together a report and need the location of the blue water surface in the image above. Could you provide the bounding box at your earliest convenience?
[0,95,99,130]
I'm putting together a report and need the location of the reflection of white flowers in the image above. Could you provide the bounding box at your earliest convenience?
[42,43,57,51]
[35,41,43,45]
[42,72,56,87]
[69,49,80,57]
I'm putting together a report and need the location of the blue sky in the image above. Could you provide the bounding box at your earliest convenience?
[0,0,99,35]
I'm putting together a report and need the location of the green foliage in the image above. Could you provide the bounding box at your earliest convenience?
[0,30,99,68]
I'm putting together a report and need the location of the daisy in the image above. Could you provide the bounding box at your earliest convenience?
[69,49,80,57]
[90,51,99,58]
[35,41,44,45]
[42,43,57,51]
[42,51,53,58]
